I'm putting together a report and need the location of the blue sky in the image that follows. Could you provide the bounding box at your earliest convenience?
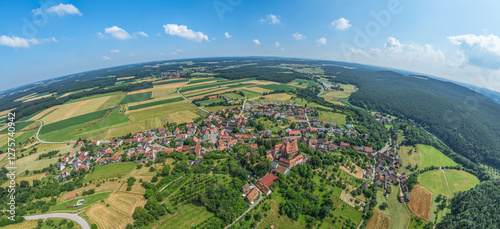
[1,0,500,92]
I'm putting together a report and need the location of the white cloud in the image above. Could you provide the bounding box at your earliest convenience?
[316,37,327,46]
[110,49,120,53]
[0,35,56,48]
[448,34,500,69]
[342,38,500,93]
[225,32,232,39]
[104,26,133,40]
[280,48,285,52]
[0,35,31,48]
[252,39,261,46]
[292,32,306,40]
[274,42,280,47]
[163,24,209,42]
[134,31,148,37]
[331,18,352,31]
[96,32,105,39]
[102,56,111,60]
[33,3,82,17]
[259,14,281,24]
[384,37,403,53]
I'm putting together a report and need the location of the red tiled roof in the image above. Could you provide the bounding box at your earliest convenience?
[261,173,279,188]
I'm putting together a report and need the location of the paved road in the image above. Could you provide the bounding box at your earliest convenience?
[317,85,324,96]
[19,120,77,144]
[305,113,311,127]
[225,185,263,229]
[24,212,90,229]
[238,98,247,118]
[177,79,210,113]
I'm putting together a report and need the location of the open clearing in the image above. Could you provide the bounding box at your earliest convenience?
[444,169,479,195]
[418,170,450,197]
[366,210,391,229]
[397,145,419,174]
[408,184,432,221]
[318,112,346,125]
[417,144,457,168]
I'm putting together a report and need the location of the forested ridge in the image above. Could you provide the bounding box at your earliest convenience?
[324,67,500,168]
[436,179,500,229]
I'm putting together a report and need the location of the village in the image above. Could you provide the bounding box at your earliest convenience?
[52,101,408,207]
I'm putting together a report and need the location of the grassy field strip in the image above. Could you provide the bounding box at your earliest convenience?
[50,192,111,212]
[119,92,152,104]
[39,108,109,135]
[128,97,184,110]
[417,144,457,168]
[152,78,189,86]
[181,78,255,93]
[440,169,452,196]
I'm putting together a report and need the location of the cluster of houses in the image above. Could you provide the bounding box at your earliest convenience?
[241,173,280,204]
[57,101,397,207]
[361,145,411,202]
[372,113,392,124]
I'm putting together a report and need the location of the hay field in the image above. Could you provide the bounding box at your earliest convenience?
[408,184,432,221]
[85,191,146,229]
[417,144,457,168]
[250,93,292,102]
[444,169,479,196]
[127,100,200,126]
[418,170,450,197]
[366,210,391,229]
[39,96,111,124]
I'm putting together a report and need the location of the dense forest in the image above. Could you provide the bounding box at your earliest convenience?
[436,179,500,229]
[323,67,500,169]
[215,65,308,84]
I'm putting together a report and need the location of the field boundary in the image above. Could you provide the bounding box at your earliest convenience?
[177,79,209,113]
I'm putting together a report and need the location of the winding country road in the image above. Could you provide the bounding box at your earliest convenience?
[19,119,76,144]
[24,212,90,229]
[177,79,210,113]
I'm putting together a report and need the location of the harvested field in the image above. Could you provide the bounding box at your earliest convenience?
[117,76,135,80]
[408,184,432,221]
[250,93,292,102]
[24,93,54,102]
[85,191,146,229]
[39,96,110,124]
[245,86,272,93]
[1,172,45,188]
[152,88,177,98]
[161,110,200,124]
[366,210,391,229]
[62,100,91,120]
